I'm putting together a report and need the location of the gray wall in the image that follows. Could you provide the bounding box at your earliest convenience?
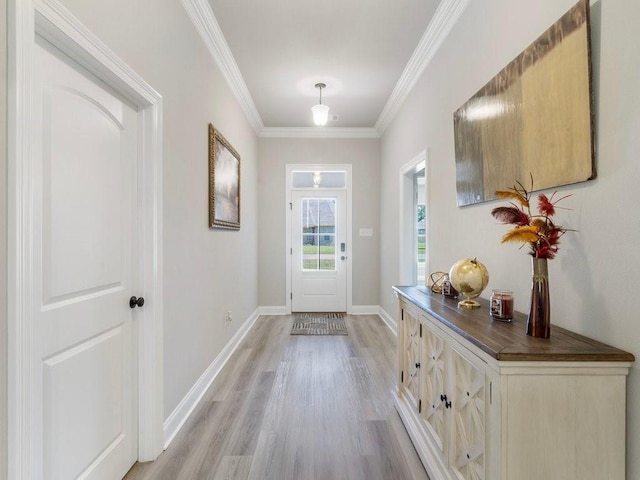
[379,0,640,475]
[258,138,380,308]
[1,0,7,477]
[56,0,259,419]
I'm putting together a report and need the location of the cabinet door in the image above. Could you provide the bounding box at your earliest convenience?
[449,345,485,480]
[420,322,446,455]
[402,308,421,406]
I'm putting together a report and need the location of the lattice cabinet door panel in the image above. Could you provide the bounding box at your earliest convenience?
[449,344,485,480]
[402,308,421,406]
[420,323,446,455]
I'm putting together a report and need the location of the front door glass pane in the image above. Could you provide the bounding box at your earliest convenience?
[292,171,346,189]
[301,198,336,271]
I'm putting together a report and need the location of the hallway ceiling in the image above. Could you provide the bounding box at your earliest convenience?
[207,0,442,131]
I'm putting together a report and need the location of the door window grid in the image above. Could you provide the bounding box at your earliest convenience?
[301,198,336,271]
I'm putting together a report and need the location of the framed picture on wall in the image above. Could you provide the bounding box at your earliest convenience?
[209,123,241,229]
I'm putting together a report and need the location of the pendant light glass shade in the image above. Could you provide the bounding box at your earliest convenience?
[312,104,330,126]
[312,82,329,126]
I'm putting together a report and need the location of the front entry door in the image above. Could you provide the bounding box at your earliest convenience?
[31,36,139,479]
[291,190,347,312]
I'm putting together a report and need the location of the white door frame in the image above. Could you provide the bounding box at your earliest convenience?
[7,0,164,478]
[399,150,428,285]
[285,164,352,314]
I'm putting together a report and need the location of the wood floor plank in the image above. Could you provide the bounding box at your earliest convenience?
[212,456,252,480]
[124,315,429,480]
[224,371,276,456]
[206,348,253,402]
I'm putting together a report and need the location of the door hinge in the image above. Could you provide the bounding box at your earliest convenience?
[290,248,292,255]
[401,370,404,383]
[420,324,422,337]
[289,202,292,210]
[419,399,422,413]
[490,381,492,405]
[290,292,293,300]
[401,310,404,321]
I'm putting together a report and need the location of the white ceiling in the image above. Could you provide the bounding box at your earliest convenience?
[206,0,443,133]
[181,0,470,138]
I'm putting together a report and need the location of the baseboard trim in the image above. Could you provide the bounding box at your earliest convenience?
[378,306,397,336]
[258,306,287,315]
[350,305,380,315]
[163,308,260,449]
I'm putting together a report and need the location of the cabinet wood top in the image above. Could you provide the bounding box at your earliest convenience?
[393,286,635,362]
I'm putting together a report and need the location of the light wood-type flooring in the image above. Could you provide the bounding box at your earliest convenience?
[124,315,429,480]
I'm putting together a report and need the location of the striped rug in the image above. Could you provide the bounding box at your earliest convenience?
[291,312,347,335]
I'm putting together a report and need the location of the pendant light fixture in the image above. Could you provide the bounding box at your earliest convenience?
[311,83,329,126]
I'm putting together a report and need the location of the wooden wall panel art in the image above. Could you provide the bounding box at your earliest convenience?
[453,0,595,206]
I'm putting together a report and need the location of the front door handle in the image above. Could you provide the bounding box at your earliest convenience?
[130,296,145,308]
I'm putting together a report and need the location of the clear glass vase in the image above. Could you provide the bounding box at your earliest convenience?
[526,257,550,338]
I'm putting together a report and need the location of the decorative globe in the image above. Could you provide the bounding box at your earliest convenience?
[449,258,489,308]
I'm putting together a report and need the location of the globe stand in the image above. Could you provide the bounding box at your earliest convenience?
[458,296,481,309]
[449,257,489,311]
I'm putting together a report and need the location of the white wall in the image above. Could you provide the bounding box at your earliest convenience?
[379,0,640,476]
[57,0,259,419]
[258,138,380,309]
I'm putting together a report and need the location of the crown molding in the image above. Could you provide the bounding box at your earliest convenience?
[182,0,468,139]
[260,127,379,139]
[374,0,470,136]
[181,0,264,135]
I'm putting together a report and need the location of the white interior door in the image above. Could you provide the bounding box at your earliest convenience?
[32,35,139,479]
[291,190,347,312]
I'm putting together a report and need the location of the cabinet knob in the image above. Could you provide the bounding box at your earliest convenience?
[440,394,447,402]
[446,400,452,409]
[415,362,420,369]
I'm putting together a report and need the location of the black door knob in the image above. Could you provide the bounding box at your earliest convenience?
[129,296,145,308]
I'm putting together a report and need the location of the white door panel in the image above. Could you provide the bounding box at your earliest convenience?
[302,277,337,295]
[33,36,138,480]
[291,190,346,312]
[43,328,126,480]
[43,87,125,301]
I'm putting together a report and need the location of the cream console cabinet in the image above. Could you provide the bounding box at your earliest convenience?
[393,286,634,480]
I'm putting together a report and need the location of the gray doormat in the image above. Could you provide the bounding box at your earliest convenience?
[291,313,347,335]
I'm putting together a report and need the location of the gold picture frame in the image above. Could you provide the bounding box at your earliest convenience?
[209,124,240,229]
[453,0,595,206]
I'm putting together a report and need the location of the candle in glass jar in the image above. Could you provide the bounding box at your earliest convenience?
[441,274,459,298]
[490,289,514,321]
